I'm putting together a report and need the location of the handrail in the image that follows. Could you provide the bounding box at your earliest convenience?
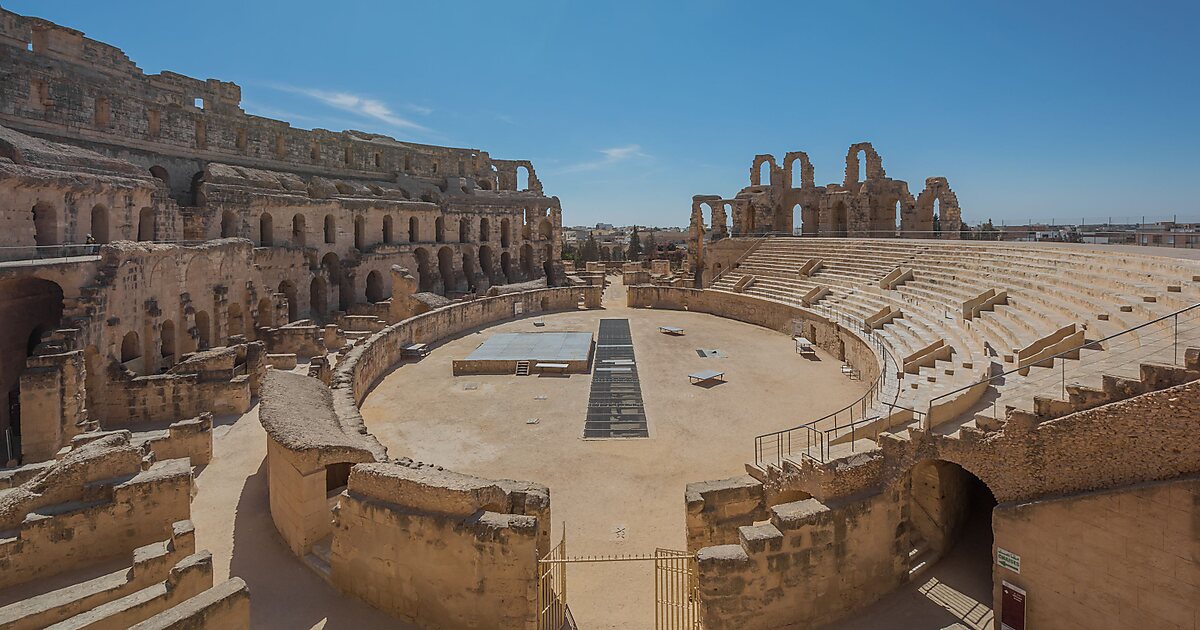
[924,300,1200,425]
[753,307,901,468]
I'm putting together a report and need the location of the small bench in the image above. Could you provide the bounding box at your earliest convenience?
[688,369,725,384]
[659,326,686,336]
[535,362,570,374]
[400,342,429,357]
[795,336,817,355]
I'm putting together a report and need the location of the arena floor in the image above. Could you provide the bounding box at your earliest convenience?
[358,280,868,629]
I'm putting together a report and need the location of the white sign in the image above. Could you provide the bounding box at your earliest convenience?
[997,547,1021,574]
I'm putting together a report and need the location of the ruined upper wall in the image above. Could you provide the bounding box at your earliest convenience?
[0,8,544,194]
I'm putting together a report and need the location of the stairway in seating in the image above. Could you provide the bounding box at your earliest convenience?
[303,536,333,583]
[515,360,530,376]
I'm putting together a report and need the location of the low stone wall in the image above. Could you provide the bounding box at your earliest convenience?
[992,475,1199,630]
[626,286,882,387]
[91,369,251,426]
[331,463,548,630]
[128,577,251,630]
[48,551,214,629]
[258,324,326,358]
[685,475,767,554]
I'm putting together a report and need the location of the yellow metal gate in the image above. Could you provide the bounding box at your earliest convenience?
[536,530,701,630]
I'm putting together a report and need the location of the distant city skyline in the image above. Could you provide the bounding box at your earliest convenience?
[11,0,1198,227]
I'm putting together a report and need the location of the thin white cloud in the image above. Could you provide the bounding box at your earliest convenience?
[557,144,649,174]
[267,84,430,132]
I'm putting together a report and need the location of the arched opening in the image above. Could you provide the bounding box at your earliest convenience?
[435,216,445,243]
[382,215,394,244]
[479,245,495,281]
[456,218,468,243]
[414,248,434,292]
[365,270,385,303]
[409,216,420,242]
[90,205,110,243]
[895,200,903,233]
[500,251,513,283]
[831,201,848,237]
[189,171,205,206]
[857,150,867,182]
[1,278,64,454]
[933,199,942,236]
[500,218,511,248]
[354,215,366,250]
[32,203,57,246]
[906,460,998,614]
[278,281,298,323]
[520,243,534,279]
[516,166,530,191]
[256,297,275,330]
[160,320,176,366]
[437,246,456,294]
[461,251,477,291]
[221,210,237,238]
[758,160,770,187]
[792,204,803,236]
[479,217,490,242]
[324,214,336,244]
[149,166,170,188]
[791,159,804,189]
[309,277,328,321]
[538,218,553,241]
[292,214,307,246]
[543,258,555,284]
[227,302,244,339]
[194,311,212,351]
[259,213,274,246]
[138,208,155,242]
[121,331,141,366]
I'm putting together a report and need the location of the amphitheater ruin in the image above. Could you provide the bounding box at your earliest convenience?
[0,8,1197,630]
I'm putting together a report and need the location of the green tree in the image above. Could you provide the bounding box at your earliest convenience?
[642,230,656,260]
[580,232,600,262]
[627,226,643,260]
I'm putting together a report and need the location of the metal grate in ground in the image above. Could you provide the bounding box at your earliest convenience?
[584,319,648,438]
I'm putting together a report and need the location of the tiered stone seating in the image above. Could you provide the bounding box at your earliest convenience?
[712,238,1200,466]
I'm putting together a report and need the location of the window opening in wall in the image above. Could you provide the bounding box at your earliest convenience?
[94,96,110,128]
[516,166,529,191]
[236,128,247,150]
[193,97,204,109]
[148,109,161,137]
[432,161,439,174]
[857,150,867,182]
[325,215,336,244]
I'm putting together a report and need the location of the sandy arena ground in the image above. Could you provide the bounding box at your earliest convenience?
[358,279,867,629]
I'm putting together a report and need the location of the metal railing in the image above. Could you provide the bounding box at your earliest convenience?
[0,240,212,263]
[927,301,1200,428]
[753,309,902,468]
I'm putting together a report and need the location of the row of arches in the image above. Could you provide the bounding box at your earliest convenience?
[242,212,543,250]
[27,203,159,247]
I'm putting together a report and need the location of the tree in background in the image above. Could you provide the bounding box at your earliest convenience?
[642,230,656,260]
[627,226,643,261]
[580,232,600,263]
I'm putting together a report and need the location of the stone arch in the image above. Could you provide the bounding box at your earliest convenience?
[32,203,57,247]
[309,276,328,321]
[189,171,205,206]
[121,331,141,364]
[500,251,513,283]
[461,250,477,291]
[458,218,469,243]
[194,310,212,350]
[409,216,420,242]
[149,166,170,187]
[221,210,237,238]
[830,200,848,237]
[500,218,511,248]
[437,246,457,293]
[479,245,496,281]
[479,217,490,242]
[138,208,155,241]
[906,459,998,585]
[435,216,446,243]
[413,248,434,292]
[354,215,366,250]
[324,214,336,244]
[292,214,307,246]
[843,142,886,187]
[783,151,814,189]
[365,270,385,303]
[227,302,244,339]
[750,154,777,187]
[538,218,553,241]
[916,177,962,240]
[278,280,298,322]
[160,319,176,365]
[255,297,275,330]
[520,243,535,279]
[259,212,274,246]
[382,215,394,244]
[516,165,530,191]
[90,204,110,243]
[542,245,555,284]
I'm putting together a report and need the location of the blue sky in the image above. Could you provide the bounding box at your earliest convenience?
[10,0,1199,227]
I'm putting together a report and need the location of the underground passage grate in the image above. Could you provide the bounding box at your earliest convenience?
[585,319,648,438]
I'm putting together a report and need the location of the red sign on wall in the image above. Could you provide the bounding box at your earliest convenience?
[1000,580,1027,630]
